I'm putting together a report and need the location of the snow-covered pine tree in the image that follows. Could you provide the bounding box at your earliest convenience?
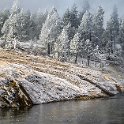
[70,4,79,29]
[62,8,71,27]
[29,12,38,41]
[55,25,70,62]
[79,0,90,23]
[64,22,76,41]
[78,10,93,42]
[118,19,124,45]
[70,32,80,63]
[39,7,61,56]
[77,11,94,64]
[1,0,20,49]
[35,9,48,39]
[106,6,119,53]
[93,6,104,47]
[0,10,10,37]
[116,19,124,57]
[62,5,79,40]
[16,9,32,41]
[82,39,93,66]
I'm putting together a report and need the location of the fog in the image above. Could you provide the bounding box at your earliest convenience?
[0,0,124,20]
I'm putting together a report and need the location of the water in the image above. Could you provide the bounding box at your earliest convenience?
[0,95,124,124]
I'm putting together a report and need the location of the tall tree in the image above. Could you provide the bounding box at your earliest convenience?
[0,10,10,37]
[39,7,61,55]
[118,19,124,44]
[29,12,38,40]
[62,8,71,27]
[82,39,93,66]
[78,11,95,64]
[64,22,76,40]
[78,11,93,41]
[70,32,80,63]
[118,19,124,56]
[79,0,90,23]
[55,26,70,61]
[93,6,104,46]
[2,0,20,42]
[17,10,32,41]
[35,10,48,39]
[106,6,119,52]
[70,4,79,29]
[62,4,79,40]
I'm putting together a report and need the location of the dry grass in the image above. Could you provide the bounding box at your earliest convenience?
[0,61,9,67]
[0,49,123,86]
[0,49,124,100]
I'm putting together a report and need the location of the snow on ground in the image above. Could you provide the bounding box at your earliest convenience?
[0,50,124,107]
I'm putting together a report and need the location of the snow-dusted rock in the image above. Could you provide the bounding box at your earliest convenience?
[0,50,124,108]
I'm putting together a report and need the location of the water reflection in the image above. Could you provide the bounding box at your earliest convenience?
[0,95,124,124]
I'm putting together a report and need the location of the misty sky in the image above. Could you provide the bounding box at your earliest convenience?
[0,0,124,21]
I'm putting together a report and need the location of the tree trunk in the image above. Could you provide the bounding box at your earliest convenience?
[48,43,51,55]
[75,52,78,64]
[87,55,90,66]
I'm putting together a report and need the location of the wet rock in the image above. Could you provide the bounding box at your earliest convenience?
[0,79,32,108]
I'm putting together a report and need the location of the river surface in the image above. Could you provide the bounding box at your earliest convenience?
[0,94,124,124]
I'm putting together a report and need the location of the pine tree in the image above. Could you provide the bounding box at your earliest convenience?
[118,19,124,44]
[70,32,80,63]
[78,11,93,41]
[62,4,79,40]
[55,26,70,61]
[79,0,90,23]
[78,11,95,65]
[0,10,10,37]
[29,12,38,40]
[70,4,79,29]
[63,5,79,27]
[35,10,48,39]
[2,0,20,41]
[93,6,104,46]
[106,6,119,53]
[118,19,124,56]
[62,8,71,27]
[15,9,32,41]
[64,22,76,40]
[39,7,61,55]
[82,39,93,66]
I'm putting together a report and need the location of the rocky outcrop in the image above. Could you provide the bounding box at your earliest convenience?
[0,50,124,108]
[0,79,32,108]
